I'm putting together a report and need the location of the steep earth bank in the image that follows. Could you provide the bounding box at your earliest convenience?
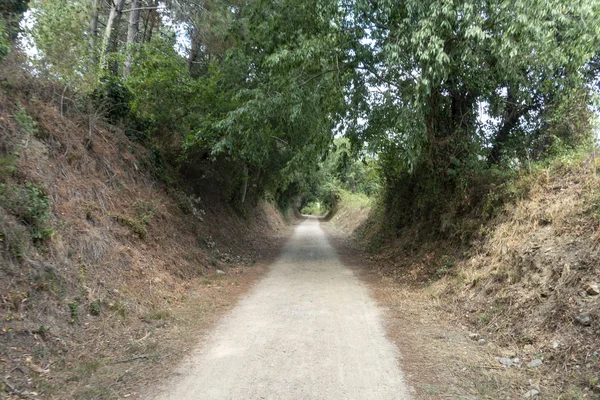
[0,66,292,399]
[324,162,600,399]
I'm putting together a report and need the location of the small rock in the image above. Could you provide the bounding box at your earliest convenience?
[583,283,600,296]
[469,333,479,340]
[527,359,542,368]
[216,269,225,275]
[576,314,592,326]
[552,341,561,349]
[523,389,540,398]
[496,357,514,367]
[478,338,486,345]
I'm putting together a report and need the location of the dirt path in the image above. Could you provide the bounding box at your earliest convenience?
[146,218,412,399]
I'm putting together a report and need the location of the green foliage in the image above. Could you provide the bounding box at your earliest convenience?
[436,255,455,278]
[28,0,98,87]
[0,20,10,61]
[0,0,28,19]
[109,201,155,239]
[91,75,132,122]
[0,0,28,41]
[33,325,48,335]
[301,201,326,216]
[337,189,371,211]
[353,0,600,180]
[68,300,78,322]
[178,0,360,205]
[127,35,206,132]
[89,300,101,316]
[298,138,380,213]
[0,183,53,241]
[0,155,17,182]
[14,105,38,137]
[357,0,599,241]
[0,213,28,262]
[19,0,600,236]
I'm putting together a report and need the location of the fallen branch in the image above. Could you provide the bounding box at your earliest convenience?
[115,354,150,364]
[136,331,152,342]
[471,364,504,370]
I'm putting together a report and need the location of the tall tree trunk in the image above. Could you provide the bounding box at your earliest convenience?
[99,0,125,74]
[141,6,150,43]
[187,26,200,76]
[89,0,100,59]
[123,0,141,78]
[144,0,159,43]
[487,88,534,165]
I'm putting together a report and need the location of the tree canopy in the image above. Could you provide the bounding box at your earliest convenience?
[11,0,600,208]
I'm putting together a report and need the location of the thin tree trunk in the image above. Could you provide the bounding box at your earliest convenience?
[487,88,534,165]
[240,163,249,204]
[187,26,199,74]
[144,0,158,43]
[123,0,141,78]
[141,6,150,42]
[99,0,125,73]
[89,0,100,59]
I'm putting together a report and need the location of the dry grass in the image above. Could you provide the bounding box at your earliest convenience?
[325,155,600,398]
[0,57,291,399]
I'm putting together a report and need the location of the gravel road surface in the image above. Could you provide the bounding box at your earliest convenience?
[148,218,412,399]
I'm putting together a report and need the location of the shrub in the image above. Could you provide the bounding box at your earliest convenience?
[0,183,53,241]
[0,213,28,262]
[13,105,38,136]
[89,300,101,316]
[301,201,326,216]
[0,155,16,182]
[91,75,132,123]
[68,300,78,322]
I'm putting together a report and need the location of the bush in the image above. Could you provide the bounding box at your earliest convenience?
[13,105,38,136]
[301,201,326,216]
[0,155,16,182]
[91,75,132,123]
[0,183,53,241]
[89,300,101,316]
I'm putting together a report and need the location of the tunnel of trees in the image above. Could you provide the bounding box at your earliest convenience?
[2,0,599,223]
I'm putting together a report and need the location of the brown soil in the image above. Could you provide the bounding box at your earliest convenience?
[325,227,542,399]
[323,157,600,399]
[0,57,293,399]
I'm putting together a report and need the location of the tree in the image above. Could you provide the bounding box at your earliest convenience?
[123,0,141,77]
[182,0,362,203]
[0,0,28,40]
[99,0,126,73]
[29,0,99,87]
[352,0,600,178]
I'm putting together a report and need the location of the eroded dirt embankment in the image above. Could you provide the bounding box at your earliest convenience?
[0,69,292,399]
[323,165,600,399]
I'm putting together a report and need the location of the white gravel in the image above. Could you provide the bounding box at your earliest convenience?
[147,218,412,400]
